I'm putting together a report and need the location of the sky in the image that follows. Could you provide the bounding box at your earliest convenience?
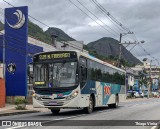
[0,0,160,64]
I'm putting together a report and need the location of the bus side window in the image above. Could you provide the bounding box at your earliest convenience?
[81,66,87,79]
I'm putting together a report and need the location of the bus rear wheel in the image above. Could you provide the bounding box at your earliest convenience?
[51,109,60,114]
[84,96,94,114]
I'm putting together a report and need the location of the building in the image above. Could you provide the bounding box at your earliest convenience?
[143,60,160,91]
[131,60,160,93]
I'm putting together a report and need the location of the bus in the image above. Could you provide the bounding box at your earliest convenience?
[32,50,126,114]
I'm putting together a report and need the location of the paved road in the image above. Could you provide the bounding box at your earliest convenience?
[0,98,160,129]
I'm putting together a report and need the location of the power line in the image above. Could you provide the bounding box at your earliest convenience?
[68,0,119,39]
[0,5,89,52]
[0,31,43,52]
[2,0,50,29]
[89,0,124,33]
[91,0,131,33]
[2,0,130,43]
[90,0,138,43]
[132,33,160,64]
[76,0,120,36]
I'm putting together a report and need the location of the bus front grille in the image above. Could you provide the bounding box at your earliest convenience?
[43,101,64,106]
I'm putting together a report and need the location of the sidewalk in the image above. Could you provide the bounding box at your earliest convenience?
[0,104,49,116]
[126,97,159,103]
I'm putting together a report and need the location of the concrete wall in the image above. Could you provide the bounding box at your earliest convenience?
[0,63,4,79]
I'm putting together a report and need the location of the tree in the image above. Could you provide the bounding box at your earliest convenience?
[139,70,148,92]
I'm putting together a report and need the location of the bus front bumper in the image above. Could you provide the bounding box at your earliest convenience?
[33,94,89,109]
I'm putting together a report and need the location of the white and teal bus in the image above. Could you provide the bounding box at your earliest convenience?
[32,50,126,114]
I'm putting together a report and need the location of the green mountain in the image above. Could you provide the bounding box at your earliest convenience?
[28,21,75,44]
[0,20,75,43]
[45,27,75,41]
[28,21,51,43]
[86,37,141,66]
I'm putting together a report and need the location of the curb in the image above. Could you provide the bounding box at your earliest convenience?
[0,110,40,116]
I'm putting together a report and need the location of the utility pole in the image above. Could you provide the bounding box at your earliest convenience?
[118,33,122,68]
[143,58,152,99]
[118,32,145,68]
[117,32,141,68]
[147,61,152,99]
[149,60,152,98]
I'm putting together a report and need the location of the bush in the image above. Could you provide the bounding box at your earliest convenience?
[14,97,27,110]
[14,97,27,105]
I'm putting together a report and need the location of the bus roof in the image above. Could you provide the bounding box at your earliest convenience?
[33,50,126,73]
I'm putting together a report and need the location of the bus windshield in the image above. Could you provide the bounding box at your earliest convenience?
[34,61,78,88]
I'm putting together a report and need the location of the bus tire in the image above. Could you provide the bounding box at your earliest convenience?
[51,109,60,114]
[84,96,94,114]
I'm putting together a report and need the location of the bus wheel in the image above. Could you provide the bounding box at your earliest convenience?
[51,109,60,114]
[84,96,94,114]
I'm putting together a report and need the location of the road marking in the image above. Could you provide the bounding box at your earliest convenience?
[5,126,23,129]
[5,114,87,129]
[53,114,86,121]
[151,126,159,129]
[5,109,112,129]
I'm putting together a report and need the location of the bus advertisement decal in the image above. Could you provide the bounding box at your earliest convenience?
[101,82,111,105]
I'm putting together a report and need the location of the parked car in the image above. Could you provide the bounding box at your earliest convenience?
[134,92,144,98]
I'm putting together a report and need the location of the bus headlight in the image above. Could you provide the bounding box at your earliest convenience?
[32,90,35,96]
[33,94,41,100]
[66,91,79,100]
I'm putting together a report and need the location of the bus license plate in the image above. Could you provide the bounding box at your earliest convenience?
[49,101,57,105]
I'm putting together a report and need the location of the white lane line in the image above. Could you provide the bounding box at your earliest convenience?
[53,114,86,121]
[5,114,87,129]
[5,126,23,129]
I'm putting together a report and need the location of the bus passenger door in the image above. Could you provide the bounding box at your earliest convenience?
[79,57,87,89]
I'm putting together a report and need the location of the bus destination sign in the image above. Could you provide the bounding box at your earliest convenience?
[34,52,77,61]
[39,53,70,60]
